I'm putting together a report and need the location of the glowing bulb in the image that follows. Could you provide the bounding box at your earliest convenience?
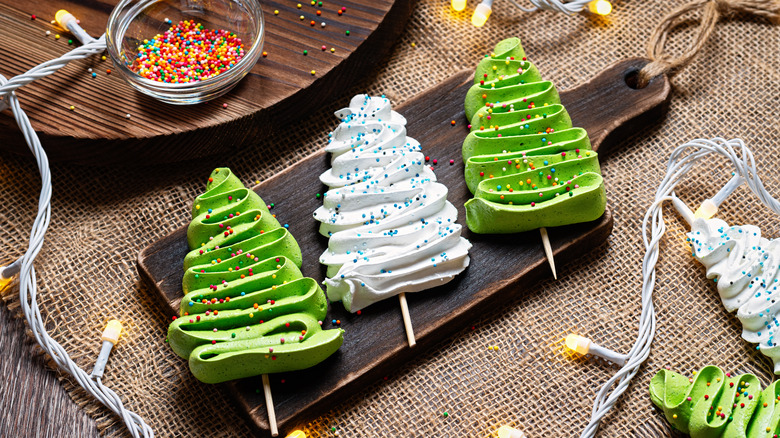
[451,0,467,11]
[694,199,718,220]
[497,425,526,438]
[587,0,612,15]
[565,333,591,356]
[55,9,76,28]
[101,319,123,345]
[0,275,12,291]
[285,431,306,438]
[471,2,491,27]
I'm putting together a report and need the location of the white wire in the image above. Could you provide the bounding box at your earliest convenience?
[506,0,592,14]
[0,33,154,438]
[579,137,780,437]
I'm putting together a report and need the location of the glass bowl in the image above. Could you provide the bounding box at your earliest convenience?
[106,0,264,105]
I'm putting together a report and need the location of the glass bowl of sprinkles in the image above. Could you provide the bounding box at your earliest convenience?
[106,0,264,104]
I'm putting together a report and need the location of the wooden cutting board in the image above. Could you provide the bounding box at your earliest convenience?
[137,58,670,436]
[0,0,412,164]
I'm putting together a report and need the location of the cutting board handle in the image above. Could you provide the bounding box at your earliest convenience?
[559,57,671,156]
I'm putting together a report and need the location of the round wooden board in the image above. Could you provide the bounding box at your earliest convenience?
[0,0,412,164]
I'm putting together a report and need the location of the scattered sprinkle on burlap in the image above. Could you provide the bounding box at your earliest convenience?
[2,0,780,436]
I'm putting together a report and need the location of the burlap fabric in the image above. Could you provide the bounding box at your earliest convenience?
[2,0,780,436]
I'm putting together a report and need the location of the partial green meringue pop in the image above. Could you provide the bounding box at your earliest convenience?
[168,168,343,384]
[462,37,606,234]
[650,365,780,437]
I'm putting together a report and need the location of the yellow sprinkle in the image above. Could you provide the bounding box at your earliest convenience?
[673,414,678,419]
[411,42,416,47]
[300,15,305,20]
[297,3,302,8]
[249,313,254,318]
[195,205,200,210]
[101,55,107,61]
[55,34,60,40]
[68,105,74,110]
[311,70,316,75]
[272,274,277,279]
[274,9,279,14]
[330,48,335,53]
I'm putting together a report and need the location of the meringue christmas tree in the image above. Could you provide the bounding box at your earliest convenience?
[649,365,780,436]
[687,216,780,373]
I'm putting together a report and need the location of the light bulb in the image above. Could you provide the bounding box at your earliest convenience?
[565,333,591,355]
[497,425,526,438]
[0,274,13,291]
[92,319,124,378]
[451,0,467,11]
[101,319,123,344]
[285,431,306,438]
[693,199,718,220]
[587,0,612,15]
[471,2,491,27]
[55,9,76,28]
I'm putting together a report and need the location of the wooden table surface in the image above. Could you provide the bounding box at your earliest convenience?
[1,304,99,438]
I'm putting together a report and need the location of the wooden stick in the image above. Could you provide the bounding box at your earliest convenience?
[262,374,279,437]
[539,227,557,280]
[398,292,416,347]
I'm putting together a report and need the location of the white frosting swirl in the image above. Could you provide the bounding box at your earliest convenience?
[313,95,472,312]
[688,217,780,373]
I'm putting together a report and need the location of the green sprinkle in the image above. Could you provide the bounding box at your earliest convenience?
[345,30,350,35]
[231,333,236,338]
[442,412,449,417]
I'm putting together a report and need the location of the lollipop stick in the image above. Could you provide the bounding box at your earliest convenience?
[398,292,416,347]
[262,374,279,436]
[539,227,557,280]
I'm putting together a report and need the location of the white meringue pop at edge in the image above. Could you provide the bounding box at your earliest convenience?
[688,216,780,373]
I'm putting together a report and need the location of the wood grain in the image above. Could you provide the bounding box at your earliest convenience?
[0,304,100,438]
[137,58,671,436]
[0,0,412,165]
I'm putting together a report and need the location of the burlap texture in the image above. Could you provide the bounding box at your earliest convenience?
[2,0,780,436]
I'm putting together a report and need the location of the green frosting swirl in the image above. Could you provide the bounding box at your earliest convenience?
[462,37,606,234]
[650,365,780,437]
[167,168,344,384]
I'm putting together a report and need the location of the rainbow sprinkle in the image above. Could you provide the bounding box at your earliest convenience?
[130,19,245,83]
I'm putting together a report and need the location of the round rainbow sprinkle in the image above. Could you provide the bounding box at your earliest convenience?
[130,19,245,83]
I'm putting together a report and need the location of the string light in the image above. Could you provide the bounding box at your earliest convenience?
[469,0,611,27]
[54,9,94,44]
[564,334,627,365]
[0,7,152,437]
[693,173,743,220]
[0,259,21,290]
[91,320,123,378]
[497,425,527,438]
[587,0,612,15]
[452,0,467,11]
[471,0,493,26]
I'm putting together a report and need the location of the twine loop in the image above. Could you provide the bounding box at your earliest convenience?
[637,0,780,88]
